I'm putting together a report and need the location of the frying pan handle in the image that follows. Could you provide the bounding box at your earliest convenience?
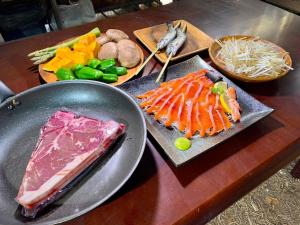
[0,81,15,103]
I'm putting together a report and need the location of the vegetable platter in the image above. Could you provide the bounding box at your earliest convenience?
[28,27,144,86]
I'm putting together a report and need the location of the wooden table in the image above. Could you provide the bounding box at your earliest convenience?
[1,0,300,224]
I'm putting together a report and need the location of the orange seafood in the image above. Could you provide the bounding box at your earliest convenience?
[137,69,241,139]
[227,87,241,122]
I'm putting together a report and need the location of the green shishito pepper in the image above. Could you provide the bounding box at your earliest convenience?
[97,59,116,70]
[88,59,101,69]
[104,66,127,76]
[115,66,127,76]
[75,67,103,80]
[56,68,75,80]
[72,64,84,72]
[102,74,118,83]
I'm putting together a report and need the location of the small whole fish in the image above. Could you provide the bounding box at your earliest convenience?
[156,22,177,50]
[166,26,187,56]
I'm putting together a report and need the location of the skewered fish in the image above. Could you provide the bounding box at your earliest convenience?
[166,25,187,56]
[134,21,181,76]
[156,22,178,50]
[155,24,187,83]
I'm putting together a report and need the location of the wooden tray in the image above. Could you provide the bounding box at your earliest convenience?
[39,43,144,86]
[209,35,293,82]
[133,19,214,63]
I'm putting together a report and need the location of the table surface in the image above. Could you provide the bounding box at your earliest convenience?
[1,0,300,224]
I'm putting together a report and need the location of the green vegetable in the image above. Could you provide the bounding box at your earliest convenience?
[98,59,116,70]
[115,66,127,76]
[56,68,76,80]
[212,81,228,95]
[72,64,84,72]
[103,66,127,76]
[211,87,219,94]
[88,59,101,69]
[75,67,103,80]
[103,66,117,74]
[28,27,101,64]
[174,137,191,151]
[102,74,118,83]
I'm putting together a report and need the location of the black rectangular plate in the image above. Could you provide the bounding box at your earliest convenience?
[119,56,274,166]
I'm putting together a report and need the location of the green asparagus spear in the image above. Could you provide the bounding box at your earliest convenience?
[33,53,56,64]
[30,52,55,61]
[28,27,101,57]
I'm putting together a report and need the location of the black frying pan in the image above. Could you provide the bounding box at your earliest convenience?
[0,80,146,225]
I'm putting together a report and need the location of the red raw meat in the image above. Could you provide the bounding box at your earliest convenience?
[16,111,125,216]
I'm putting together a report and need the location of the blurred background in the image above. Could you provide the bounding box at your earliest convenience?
[1,0,299,43]
[0,0,173,42]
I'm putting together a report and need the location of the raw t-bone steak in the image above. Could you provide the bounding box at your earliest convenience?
[16,110,125,216]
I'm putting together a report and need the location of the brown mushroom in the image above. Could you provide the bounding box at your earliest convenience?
[98,42,118,60]
[117,39,141,68]
[96,33,111,45]
[106,29,129,42]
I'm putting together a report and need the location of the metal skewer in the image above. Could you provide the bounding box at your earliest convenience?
[134,21,181,76]
[155,54,172,83]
